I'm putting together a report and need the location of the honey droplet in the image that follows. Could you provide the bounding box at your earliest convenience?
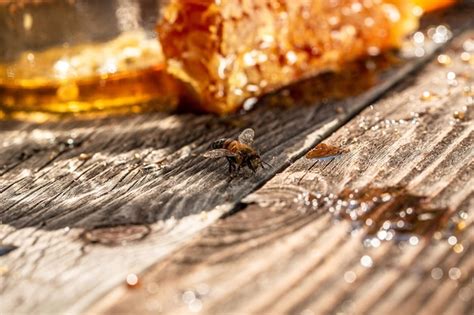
[446,71,456,81]
[23,13,33,31]
[0,266,9,276]
[360,255,373,268]
[463,86,473,97]
[447,235,457,246]
[78,153,92,161]
[448,267,461,280]
[436,54,451,66]
[460,52,472,64]
[126,273,139,288]
[452,111,465,120]
[344,271,357,283]
[453,244,464,253]
[431,267,443,280]
[456,221,467,231]
[420,90,433,101]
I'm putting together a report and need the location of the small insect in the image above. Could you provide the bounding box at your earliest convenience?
[305,143,349,159]
[203,128,270,175]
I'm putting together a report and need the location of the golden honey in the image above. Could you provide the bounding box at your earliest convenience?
[0,31,180,119]
[414,0,456,12]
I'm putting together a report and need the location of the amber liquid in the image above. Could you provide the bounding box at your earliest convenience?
[0,32,179,120]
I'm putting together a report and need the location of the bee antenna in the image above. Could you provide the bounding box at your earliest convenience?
[261,160,272,169]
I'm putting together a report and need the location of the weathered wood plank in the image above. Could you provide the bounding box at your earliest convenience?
[0,209,224,314]
[91,29,474,315]
[1,5,473,314]
[0,5,471,231]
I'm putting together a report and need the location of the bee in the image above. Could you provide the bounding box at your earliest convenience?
[203,128,270,175]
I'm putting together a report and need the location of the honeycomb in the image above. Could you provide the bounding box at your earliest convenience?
[158,0,421,114]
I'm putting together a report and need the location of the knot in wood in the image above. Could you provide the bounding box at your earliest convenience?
[83,225,150,246]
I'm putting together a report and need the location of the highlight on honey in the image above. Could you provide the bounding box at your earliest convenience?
[414,0,457,12]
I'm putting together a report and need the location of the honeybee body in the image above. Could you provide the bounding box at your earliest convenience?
[212,139,258,170]
[203,129,269,175]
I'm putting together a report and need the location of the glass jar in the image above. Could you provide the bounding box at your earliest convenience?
[0,0,179,119]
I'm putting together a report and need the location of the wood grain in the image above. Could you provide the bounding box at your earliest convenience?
[91,29,474,315]
[0,46,440,314]
[0,209,226,314]
[0,5,471,231]
[1,5,472,314]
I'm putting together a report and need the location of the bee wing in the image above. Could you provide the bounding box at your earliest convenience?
[202,149,236,159]
[238,128,255,145]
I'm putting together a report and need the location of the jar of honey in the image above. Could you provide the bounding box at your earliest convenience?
[0,0,179,120]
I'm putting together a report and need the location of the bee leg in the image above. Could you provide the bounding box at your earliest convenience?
[226,157,236,175]
[229,165,239,181]
[247,161,256,173]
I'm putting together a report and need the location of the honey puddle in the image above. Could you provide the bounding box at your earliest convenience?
[0,31,180,120]
[334,186,449,237]
[294,185,463,242]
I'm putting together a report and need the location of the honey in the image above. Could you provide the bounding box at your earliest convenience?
[0,1,457,118]
[293,185,453,240]
[157,0,420,114]
[0,32,181,119]
[413,0,456,12]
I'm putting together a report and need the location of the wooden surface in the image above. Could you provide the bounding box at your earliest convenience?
[89,30,474,315]
[1,5,473,315]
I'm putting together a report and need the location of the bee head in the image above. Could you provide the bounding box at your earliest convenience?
[210,138,227,149]
[248,154,261,172]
